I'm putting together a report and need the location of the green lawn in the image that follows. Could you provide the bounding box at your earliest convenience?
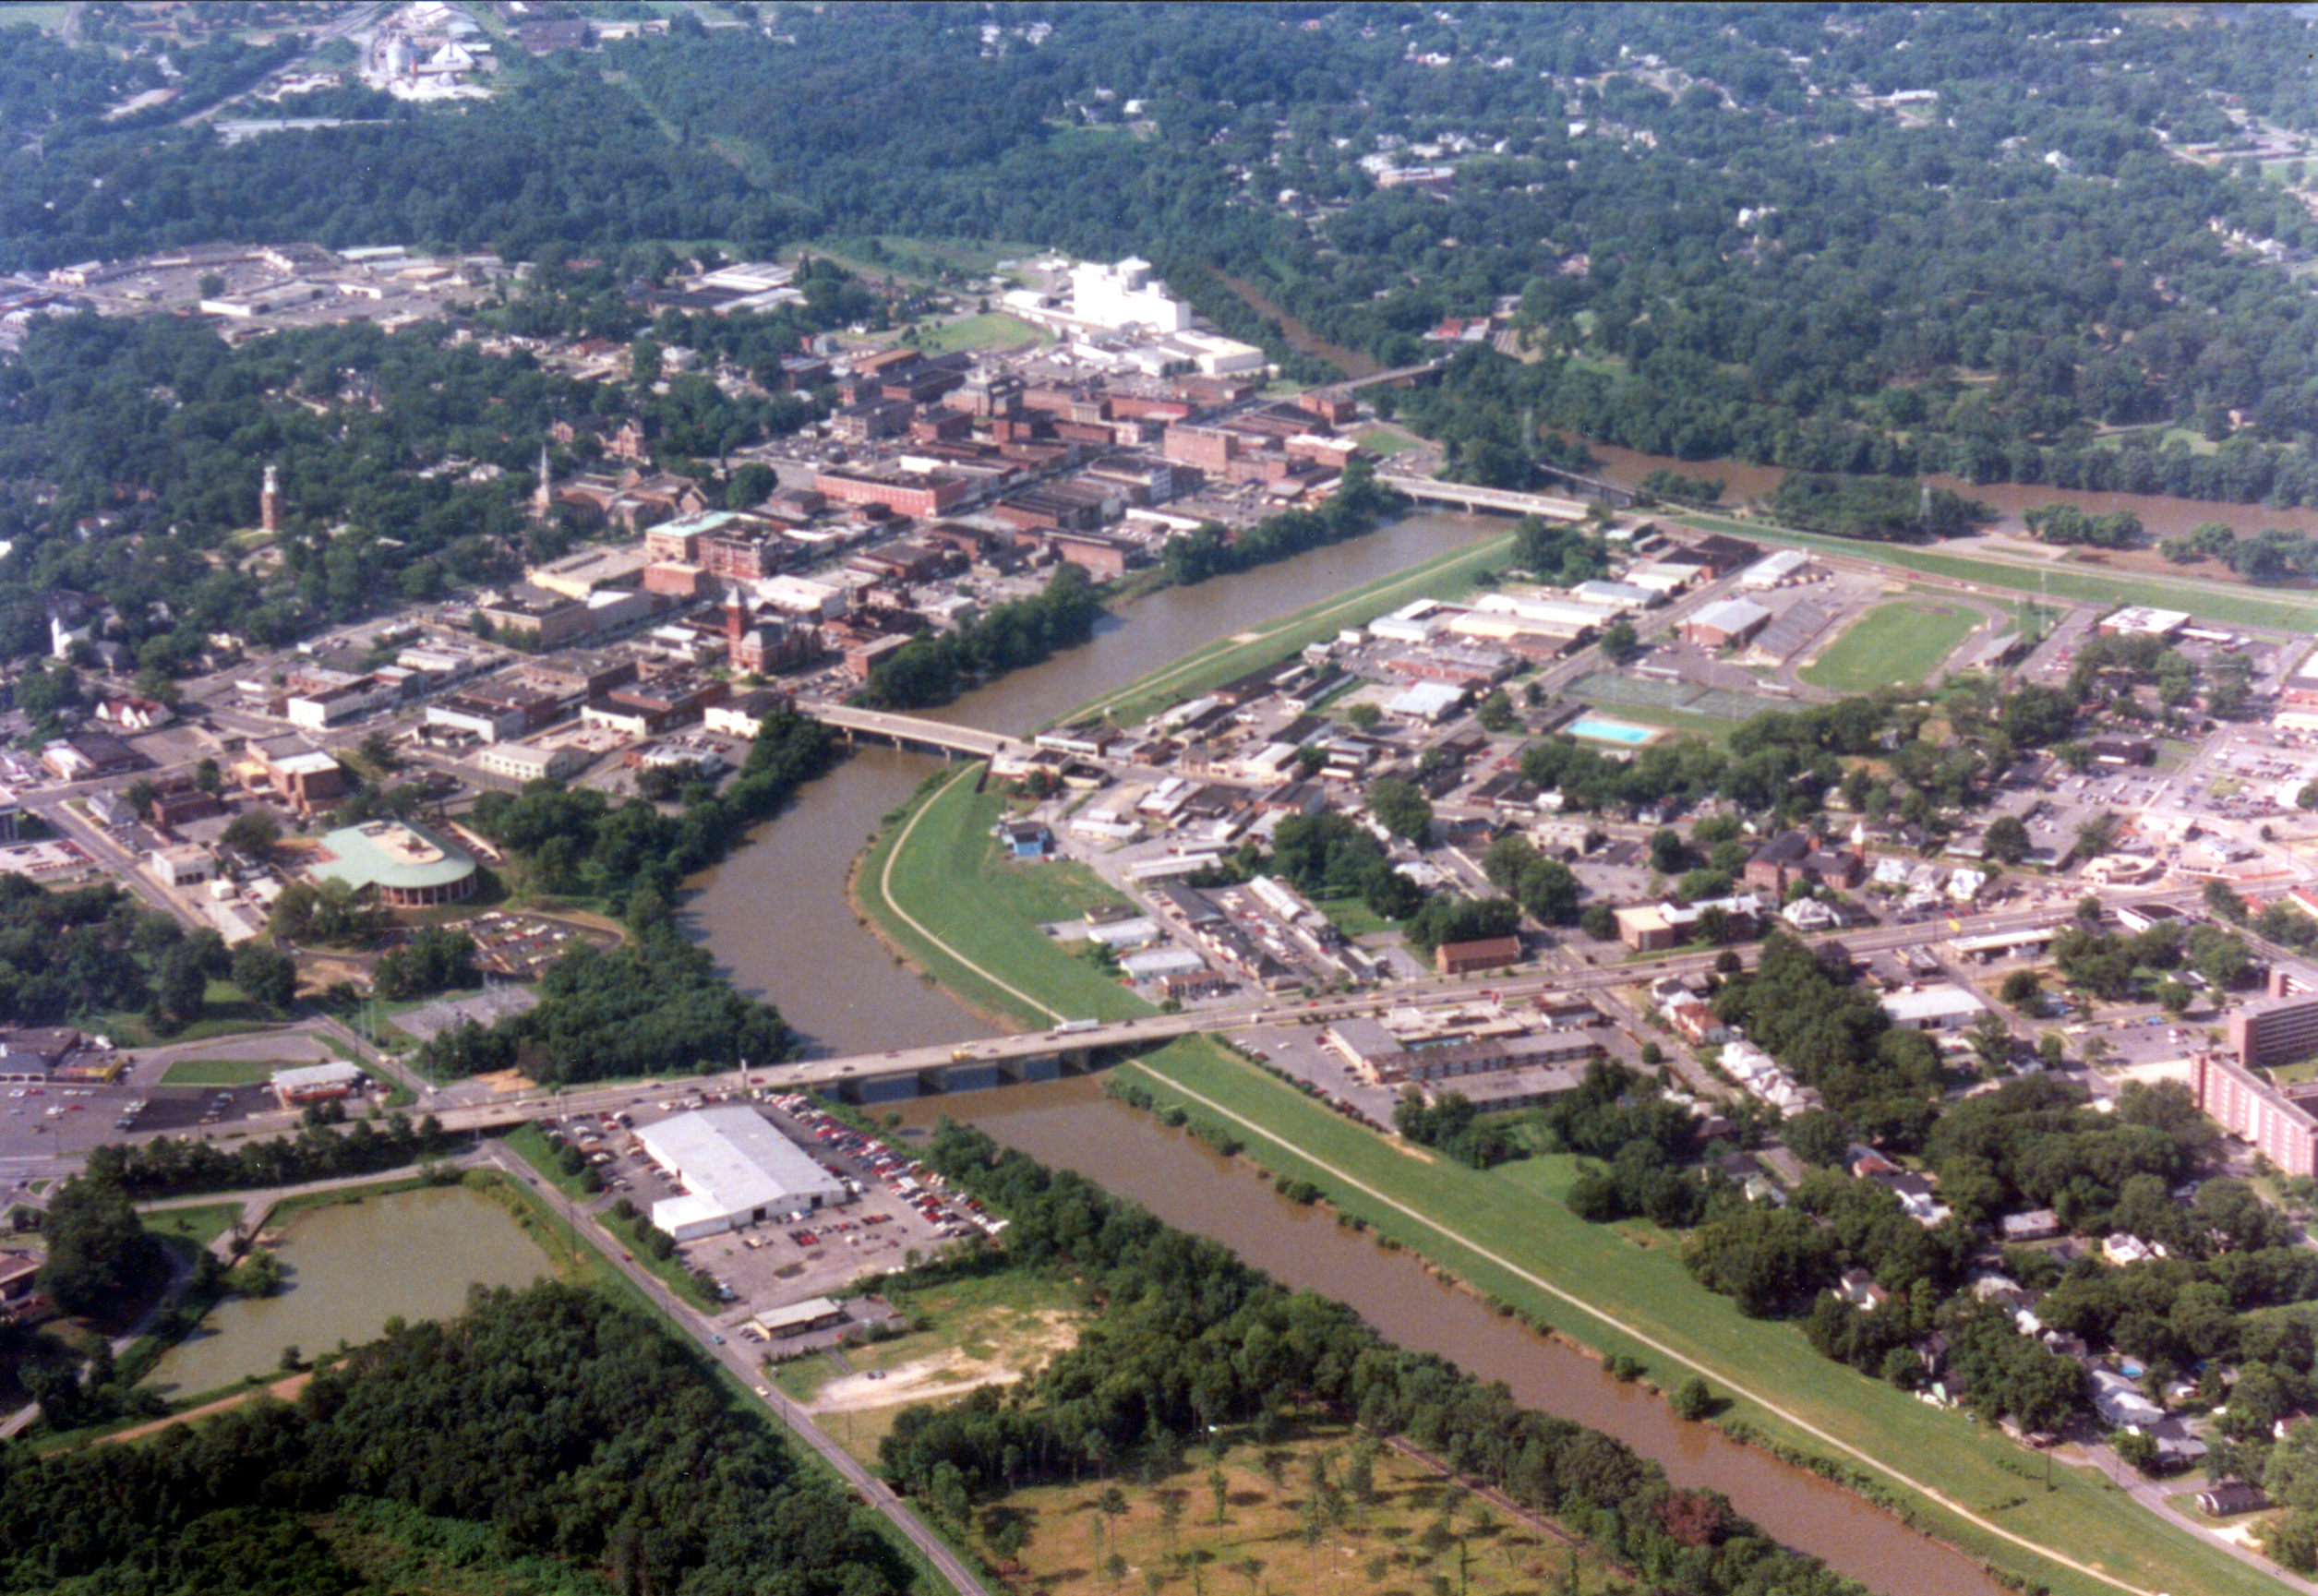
[1073,529,1517,729]
[1310,892,1404,939]
[908,311,1046,354]
[158,1058,279,1087]
[1357,426,1425,456]
[859,774,1156,1030]
[141,1203,242,1251]
[1676,512,2318,634]
[1799,600,1987,692]
[1109,1040,2276,1596]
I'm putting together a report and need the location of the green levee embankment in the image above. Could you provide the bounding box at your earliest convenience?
[855,770,1156,1032]
[1068,527,1517,728]
[1114,1040,2277,1596]
[853,503,2292,1596]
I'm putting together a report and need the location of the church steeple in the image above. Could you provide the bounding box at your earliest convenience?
[534,440,553,519]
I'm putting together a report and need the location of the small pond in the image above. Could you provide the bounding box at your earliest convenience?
[147,1183,556,1398]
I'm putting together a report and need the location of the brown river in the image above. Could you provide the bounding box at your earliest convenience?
[909,1079,2010,1596]
[681,510,1509,1054]
[678,489,2224,1596]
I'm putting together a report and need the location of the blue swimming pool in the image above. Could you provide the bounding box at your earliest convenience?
[1568,716,1658,746]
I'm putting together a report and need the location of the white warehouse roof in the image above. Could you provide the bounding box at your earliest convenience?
[641,1107,845,1236]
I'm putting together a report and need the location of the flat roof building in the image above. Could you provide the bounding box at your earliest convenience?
[641,1107,848,1242]
[272,1060,365,1108]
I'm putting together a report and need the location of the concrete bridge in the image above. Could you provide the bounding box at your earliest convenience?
[1379,474,1593,522]
[799,702,1016,761]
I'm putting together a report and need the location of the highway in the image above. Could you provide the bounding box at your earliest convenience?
[363,881,2213,1139]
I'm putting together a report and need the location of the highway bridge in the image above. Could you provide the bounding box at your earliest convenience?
[799,702,1016,760]
[1379,474,1592,522]
[422,884,2213,1134]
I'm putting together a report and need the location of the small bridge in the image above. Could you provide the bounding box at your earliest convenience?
[1379,474,1593,522]
[799,702,1016,761]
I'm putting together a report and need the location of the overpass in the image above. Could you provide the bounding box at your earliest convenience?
[1379,474,1591,522]
[799,702,1016,761]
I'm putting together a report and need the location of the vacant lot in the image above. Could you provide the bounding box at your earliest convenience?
[776,1268,1086,1466]
[963,1415,1625,1596]
[912,312,1047,354]
[1799,600,1982,692]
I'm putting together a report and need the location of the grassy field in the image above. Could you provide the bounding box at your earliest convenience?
[90,983,273,1050]
[157,1058,278,1087]
[1071,530,1517,729]
[858,773,1158,1031]
[1109,1041,2278,1596]
[909,312,1046,354]
[963,1415,1628,1596]
[775,1267,1087,1466]
[1798,599,1987,692]
[141,1203,242,1252]
[1357,427,1425,456]
[1309,892,1403,940]
[1678,511,2318,633]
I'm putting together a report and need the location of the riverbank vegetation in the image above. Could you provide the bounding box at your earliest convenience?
[418,706,841,1084]
[894,1118,1868,1596]
[863,564,1105,711]
[1097,1039,2285,1596]
[87,1111,458,1200]
[1156,459,1402,587]
[0,1283,918,1596]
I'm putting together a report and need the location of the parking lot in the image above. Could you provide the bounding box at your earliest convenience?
[543,1093,999,1331]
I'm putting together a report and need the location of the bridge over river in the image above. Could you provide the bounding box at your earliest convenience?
[796,702,1018,760]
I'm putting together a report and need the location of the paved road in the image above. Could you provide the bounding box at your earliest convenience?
[477,1148,988,1596]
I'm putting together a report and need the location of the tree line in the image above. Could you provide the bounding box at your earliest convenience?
[888,1117,1868,1596]
[863,563,1104,711]
[0,1282,912,1596]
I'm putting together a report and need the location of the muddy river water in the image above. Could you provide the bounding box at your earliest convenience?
[677,485,2208,1594]
[914,1079,2008,1596]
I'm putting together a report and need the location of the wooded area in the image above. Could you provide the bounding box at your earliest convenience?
[0,1283,911,1596]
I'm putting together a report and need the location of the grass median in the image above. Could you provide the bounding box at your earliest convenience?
[1114,1038,2276,1596]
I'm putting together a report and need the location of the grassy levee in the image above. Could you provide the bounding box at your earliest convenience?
[1068,527,1517,729]
[855,508,2289,1595]
[856,769,1158,1032]
[1115,1040,2275,1596]
[1799,600,1986,692]
[1680,511,2318,632]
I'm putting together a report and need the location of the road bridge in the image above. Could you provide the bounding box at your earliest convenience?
[799,702,1017,761]
[1379,474,1592,522]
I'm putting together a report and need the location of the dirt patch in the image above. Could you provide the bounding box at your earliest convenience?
[468,1069,537,1096]
[102,1372,310,1445]
[806,1310,1078,1415]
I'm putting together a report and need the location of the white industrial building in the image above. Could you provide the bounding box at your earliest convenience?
[1070,258,1193,332]
[641,1107,847,1242]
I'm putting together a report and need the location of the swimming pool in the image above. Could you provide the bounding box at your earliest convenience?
[1568,716,1659,746]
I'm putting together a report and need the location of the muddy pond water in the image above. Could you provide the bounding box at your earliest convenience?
[148,1184,557,1399]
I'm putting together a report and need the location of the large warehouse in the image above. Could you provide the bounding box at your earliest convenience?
[641,1107,847,1242]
